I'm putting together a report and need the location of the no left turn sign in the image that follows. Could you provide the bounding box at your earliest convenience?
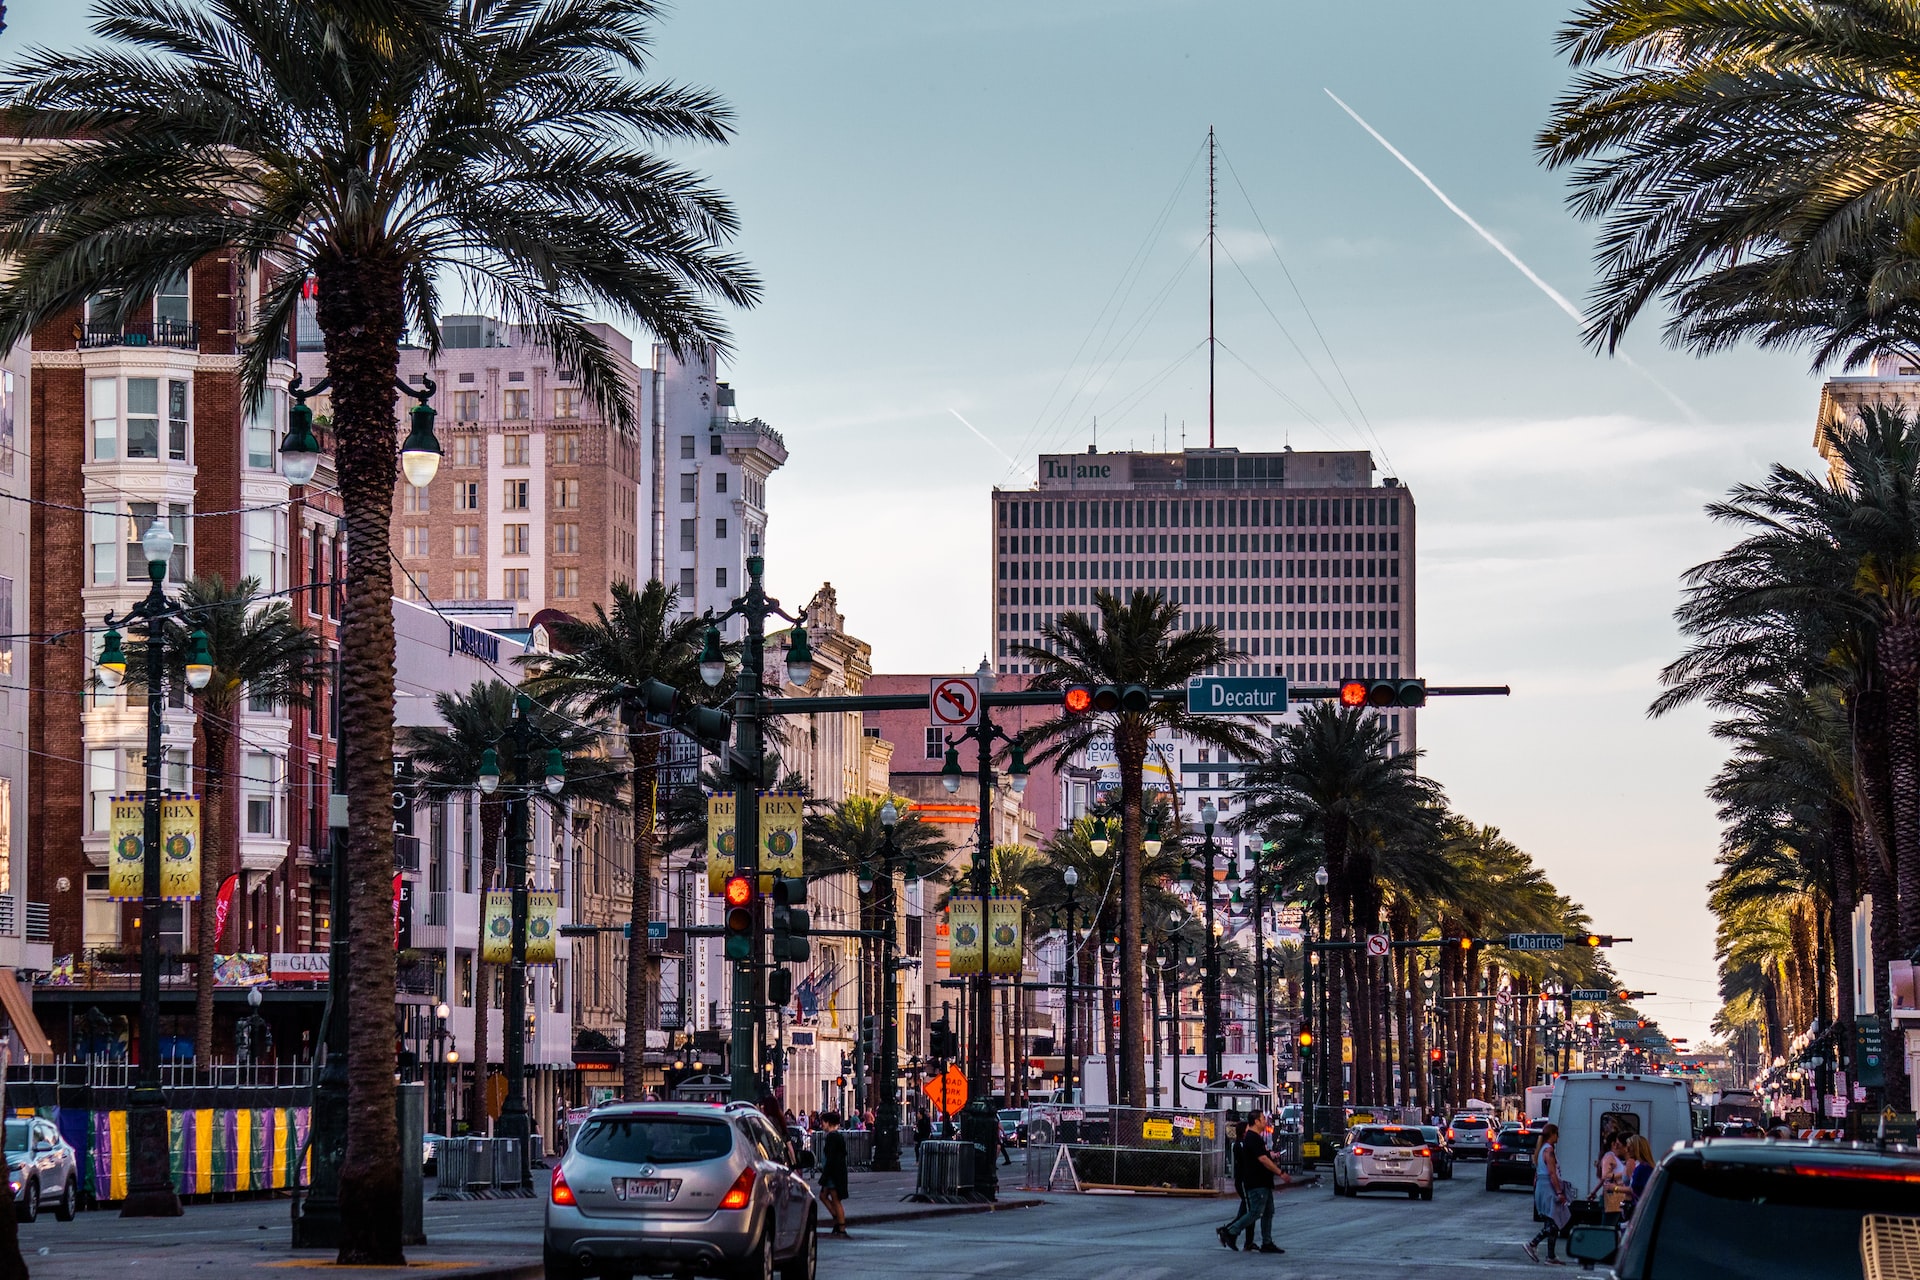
[1366,934,1390,957]
[929,677,981,726]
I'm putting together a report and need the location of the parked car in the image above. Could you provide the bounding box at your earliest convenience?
[1414,1125,1454,1180]
[997,1109,1029,1148]
[543,1101,816,1280]
[4,1118,76,1223]
[1568,1138,1920,1278]
[1484,1123,1538,1191]
[1448,1113,1496,1160]
[1332,1124,1434,1200]
[422,1133,445,1177]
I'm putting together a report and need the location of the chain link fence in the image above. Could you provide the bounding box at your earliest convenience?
[1023,1105,1229,1194]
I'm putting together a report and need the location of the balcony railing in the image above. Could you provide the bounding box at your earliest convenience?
[77,320,200,351]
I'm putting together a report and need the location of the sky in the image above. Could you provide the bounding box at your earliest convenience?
[7,0,1834,1045]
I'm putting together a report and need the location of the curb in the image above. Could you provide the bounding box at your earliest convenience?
[847,1197,1046,1227]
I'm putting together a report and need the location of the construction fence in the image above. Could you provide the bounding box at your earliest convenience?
[1023,1105,1231,1195]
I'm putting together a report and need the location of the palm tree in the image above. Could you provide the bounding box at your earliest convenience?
[0,3,756,1258]
[1536,1,1920,357]
[400,681,621,1133]
[137,575,321,1064]
[1238,701,1443,1106]
[1015,588,1258,1108]
[522,580,714,1098]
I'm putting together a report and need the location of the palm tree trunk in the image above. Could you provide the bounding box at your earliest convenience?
[320,250,408,1266]
[1852,685,1909,1105]
[468,799,504,1130]
[1834,815,1858,1026]
[1115,729,1148,1108]
[1101,941,1117,1108]
[1881,623,1920,954]
[194,719,231,1065]
[623,733,660,1099]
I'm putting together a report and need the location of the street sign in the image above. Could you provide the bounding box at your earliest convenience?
[1366,934,1390,957]
[1186,676,1288,715]
[1506,933,1566,952]
[648,921,668,941]
[929,676,981,726]
[1568,989,1612,1002]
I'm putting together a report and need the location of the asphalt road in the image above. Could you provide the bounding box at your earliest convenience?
[12,1161,1557,1279]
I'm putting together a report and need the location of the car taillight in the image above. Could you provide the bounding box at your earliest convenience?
[1445,1128,1454,1141]
[1489,1140,1502,1151]
[550,1167,575,1206]
[1417,1147,1432,1157]
[719,1165,756,1209]
[1350,1145,1372,1156]
[1788,1164,1920,1184]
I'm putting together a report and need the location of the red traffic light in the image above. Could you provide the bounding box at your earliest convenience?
[724,875,752,908]
[1339,680,1368,707]
[1064,687,1093,714]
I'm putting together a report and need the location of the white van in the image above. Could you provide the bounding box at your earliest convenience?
[1547,1072,1696,1197]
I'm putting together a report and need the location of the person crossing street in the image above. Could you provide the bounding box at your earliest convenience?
[1217,1112,1285,1255]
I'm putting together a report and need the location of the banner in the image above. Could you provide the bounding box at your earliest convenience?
[481,891,513,964]
[108,797,144,900]
[948,896,983,976]
[107,794,202,901]
[759,791,804,880]
[212,954,268,987]
[213,874,239,948]
[986,897,1023,976]
[706,794,736,895]
[270,952,329,983]
[527,891,558,964]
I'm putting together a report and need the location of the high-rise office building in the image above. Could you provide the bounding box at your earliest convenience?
[990,445,1417,773]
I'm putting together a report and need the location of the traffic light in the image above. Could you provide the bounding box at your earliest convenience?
[1459,936,1475,952]
[1064,683,1149,714]
[861,1014,879,1058]
[768,968,792,1006]
[930,1016,957,1060]
[771,877,811,962]
[723,875,753,961]
[1428,1047,1444,1063]
[1297,1029,1313,1055]
[1339,678,1425,708]
[633,677,732,750]
[1582,934,1616,947]
[1616,990,1646,1001]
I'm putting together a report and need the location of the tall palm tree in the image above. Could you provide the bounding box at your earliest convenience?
[137,575,321,1063]
[1239,701,1443,1106]
[1015,588,1258,1107]
[523,580,714,1098]
[0,3,755,1258]
[400,681,622,1133]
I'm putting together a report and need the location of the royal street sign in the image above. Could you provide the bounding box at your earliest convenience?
[1186,676,1289,715]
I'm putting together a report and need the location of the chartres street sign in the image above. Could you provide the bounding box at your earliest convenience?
[1506,933,1566,952]
[1187,676,1289,715]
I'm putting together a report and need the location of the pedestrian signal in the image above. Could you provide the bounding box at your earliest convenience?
[768,968,792,1006]
[723,876,753,961]
[1340,678,1425,708]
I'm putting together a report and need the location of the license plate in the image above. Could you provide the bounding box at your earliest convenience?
[614,1177,674,1202]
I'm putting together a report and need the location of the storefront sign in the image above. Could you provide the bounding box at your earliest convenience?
[270,952,329,982]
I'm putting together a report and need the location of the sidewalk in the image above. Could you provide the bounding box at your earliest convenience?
[838,1161,1049,1226]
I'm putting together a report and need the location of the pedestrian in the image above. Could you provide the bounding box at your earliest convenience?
[1523,1122,1571,1265]
[915,1110,932,1147]
[1229,1118,1256,1252]
[818,1111,850,1237]
[1216,1112,1284,1254]
[1621,1134,1655,1218]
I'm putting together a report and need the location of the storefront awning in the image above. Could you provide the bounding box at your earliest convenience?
[0,969,52,1062]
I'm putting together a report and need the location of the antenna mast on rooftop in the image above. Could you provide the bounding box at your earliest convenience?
[1208,125,1216,450]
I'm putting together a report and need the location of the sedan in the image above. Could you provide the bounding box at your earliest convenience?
[544,1102,816,1280]
[1415,1125,1454,1180]
[1485,1124,1538,1191]
[5,1118,77,1223]
[1332,1125,1434,1200]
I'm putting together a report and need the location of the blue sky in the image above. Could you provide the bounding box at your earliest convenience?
[10,1,1830,1041]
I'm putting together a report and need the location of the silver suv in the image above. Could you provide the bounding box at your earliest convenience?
[544,1102,816,1280]
[1448,1113,1495,1160]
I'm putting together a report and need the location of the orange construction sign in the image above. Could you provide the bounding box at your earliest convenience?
[922,1065,968,1116]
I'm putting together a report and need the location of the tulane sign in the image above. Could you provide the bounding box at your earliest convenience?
[1186,676,1289,715]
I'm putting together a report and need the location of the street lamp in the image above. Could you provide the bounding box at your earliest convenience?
[1089,816,1110,857]
[1060,865,1082,1109]
[869,800,906,1172]
[432,1002,451,1135]
[698,624,726,688]
[784,626,813,687]
[1199,802,1224,1089]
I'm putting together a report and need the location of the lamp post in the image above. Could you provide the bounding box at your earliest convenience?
[1058,865,1082,1107]
[938,689,1030,1200]
[867,800,913,1173]
[481,695,565,1194]
[100,515,210,1218]
[1197,802,1224,1091]
[1302,863,1328,1149]
[432,1002,451,1135]
[239,984,272,1067]
[1249,839,1271,1097]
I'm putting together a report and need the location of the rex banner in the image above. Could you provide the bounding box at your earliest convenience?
[758,791,804,880]
[986,897,1023,976]
[107,793,201,900]
[948,897,983,976]
[481,890,513,963]
[526,891,558,964]
[706,794,736,896]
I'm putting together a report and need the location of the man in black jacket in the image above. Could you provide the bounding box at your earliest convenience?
[1217,1113,1285,1255]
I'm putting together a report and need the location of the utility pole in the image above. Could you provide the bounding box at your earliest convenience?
[494,697,536,1192]
[1207,124,1216,449]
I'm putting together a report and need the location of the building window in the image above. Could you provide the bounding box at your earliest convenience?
[407,570,430,601]
[552,431,579,464]
[715,518,728,539]
[244,751,280,836]
[450,435,483,467]
[245,508,284,590]
[715,472,728,494]
[404,484,431,513]
[168,379,189,461]
[679,473,696,504]
[90,506,118,585]
[155,270,190,328]
[245,388,285,469]
[498,523,527,555]
[502,480,528,510]
[715,566,727,589]
[925,726,945,760]
[455,524,483,556]
[552,388,580,419]
[128,503,189,581]
[456,949,475,1006]
[89,749,116,833]
[680,435,695,459]
[404,526,430,557]
[90,377,117,461]
[504,433,530,466]
[455,569,483,599]
[680,518,696,552]
[501,388,529,420]
[452,390,481,421]
[552,478,580,509]
[504,568,530,600]
[0,575,11,677]
[679,568,696,597]
[553,567,579,599]
[553,523,578,554]
[126,377,160,459]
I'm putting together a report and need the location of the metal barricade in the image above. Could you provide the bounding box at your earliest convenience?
[809,1129,875,1171]
[492,1136,526,1191]
[911,1139,978,1202]
[436,1136,470,1191]
[463,1137,496,1192]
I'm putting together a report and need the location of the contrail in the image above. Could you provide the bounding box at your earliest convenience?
[949,407,1021,465]
[1324,89,1701,422]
